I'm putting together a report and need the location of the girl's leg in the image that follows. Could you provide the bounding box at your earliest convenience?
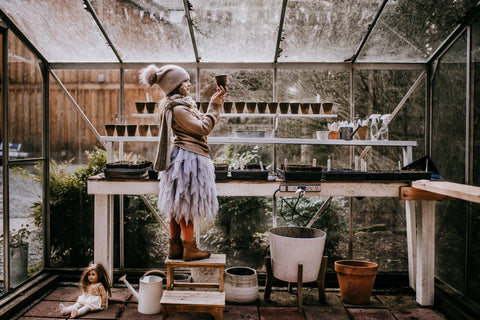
[168,219,183,259]
[180,218,210,261]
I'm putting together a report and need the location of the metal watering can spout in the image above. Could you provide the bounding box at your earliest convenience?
[119,270,167,315]
[119,274,140,301]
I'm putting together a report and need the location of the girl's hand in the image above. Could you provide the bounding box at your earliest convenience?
[210,86,227,105]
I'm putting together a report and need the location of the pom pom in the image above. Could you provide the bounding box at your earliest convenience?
[139,64,159,87]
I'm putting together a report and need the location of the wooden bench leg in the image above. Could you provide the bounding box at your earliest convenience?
[264,256,273,300]
[297,262,303,313]
[317,256,328,304]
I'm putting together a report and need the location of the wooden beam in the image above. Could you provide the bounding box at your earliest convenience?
[411,180,480,203]
[400,187,452,201]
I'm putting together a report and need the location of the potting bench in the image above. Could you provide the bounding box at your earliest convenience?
[87,176,460,306]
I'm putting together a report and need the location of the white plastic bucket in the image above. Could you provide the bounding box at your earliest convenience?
[269,226,326,283]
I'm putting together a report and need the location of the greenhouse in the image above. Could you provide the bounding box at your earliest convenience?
[0,0,479,319]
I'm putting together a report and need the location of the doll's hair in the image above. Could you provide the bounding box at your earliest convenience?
[79,262,112,296]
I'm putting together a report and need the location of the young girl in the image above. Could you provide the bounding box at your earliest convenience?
[140,64,227,261]
[59,263,112,318]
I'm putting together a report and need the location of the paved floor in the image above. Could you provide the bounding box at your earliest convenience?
[13,284,447,320]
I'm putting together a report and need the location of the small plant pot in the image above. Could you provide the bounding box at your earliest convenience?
[115,125,126,136]
[127,125,137,136]
[214,164,228,171]
[135,102,145,113]
[279,102,289,114]
[257,102,267,114]
[356,126,368,140]
[267,102,278,114]
[215,74,227,88]
[310,103,321,114]
[138,125,149,136]
[224,267,258,304]
[322,102,333,114]
[335,260,378,305]
[300,103,310,114]
[149,125,159,136]
[235,102,245,114]
[246,102,257,113]
[223,102,233,113]
[145,102,157,114]
[105,124,115,136]
[290,103,300,114]
[329,130,339,139]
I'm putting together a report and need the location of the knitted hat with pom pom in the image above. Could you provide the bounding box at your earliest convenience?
[141,64,190,95]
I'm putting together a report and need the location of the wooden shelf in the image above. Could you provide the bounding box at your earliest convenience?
[132,113,337,118]
[100,136,416,147]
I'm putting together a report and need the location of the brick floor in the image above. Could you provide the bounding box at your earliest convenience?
[12,284,447,320]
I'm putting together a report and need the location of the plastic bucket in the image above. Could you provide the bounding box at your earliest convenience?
[269,226,326,282]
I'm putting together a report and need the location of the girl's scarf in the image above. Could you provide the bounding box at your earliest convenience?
[154,94,196,171]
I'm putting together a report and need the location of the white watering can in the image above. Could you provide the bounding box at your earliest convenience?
[119,270,166,314]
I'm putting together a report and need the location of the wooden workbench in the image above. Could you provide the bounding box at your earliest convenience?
[87,175,480,306]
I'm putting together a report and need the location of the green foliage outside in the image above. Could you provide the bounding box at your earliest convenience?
[26,147,159,267]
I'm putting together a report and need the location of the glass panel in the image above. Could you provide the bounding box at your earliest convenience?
[354,69,426,166]
[0,0,117,62]
[8,31,42,159]
[359,0,477,62]
[189,0,282,62]
[279,0,383,62]
[8,162,43,288]
[469,18,480,302]
[91,0,195,63]
[50,69,119,161]
[432,32,467,292]
[0,31,3,294]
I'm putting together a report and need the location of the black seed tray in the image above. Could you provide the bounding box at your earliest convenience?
[230,170,269,180]
[277,168,324,181]
[215,170,228,180]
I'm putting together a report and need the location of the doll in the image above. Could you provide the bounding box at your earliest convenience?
[59,262,112,318]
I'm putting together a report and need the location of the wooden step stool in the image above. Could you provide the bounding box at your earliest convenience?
[161,254,226,320]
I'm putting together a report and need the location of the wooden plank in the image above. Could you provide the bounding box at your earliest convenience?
[411,180,480,203]
[405,200,416,290]
[416,200,435,306]
[161,291,225,306]
[165,254,226,267]
[400,187,452,200]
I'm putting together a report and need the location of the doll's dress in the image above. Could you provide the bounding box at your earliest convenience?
[77,283,106,310]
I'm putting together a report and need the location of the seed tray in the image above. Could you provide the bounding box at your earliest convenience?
[230,170,269,181]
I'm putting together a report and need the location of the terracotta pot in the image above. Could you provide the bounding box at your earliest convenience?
[145,102,157,114]
[215,74,227,88]
[279,102,289,114]
[149,125,159,136]
[289,103,300,114]
[300,103,310,114]
[335,260,378,305]
[257,102,267,114]
[246,102,257,113]
[310,103,321,114]
[357,126,368,140]
[135,102,145,113]
[127,125,137,136]
[223,102,233,113]
[329,131,339,139]
[115,125,126,136]
[322,102,333,114]
[138,125,149,136]
[235,102,245,114]
[105,124,115,136]
[267,102,278,114]
[201,102,209,113]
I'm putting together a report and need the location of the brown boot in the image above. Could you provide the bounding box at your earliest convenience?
[168,239,183,259]
[183,241,211,261]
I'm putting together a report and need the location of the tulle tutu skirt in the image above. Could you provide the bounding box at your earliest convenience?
[158,146,218,223]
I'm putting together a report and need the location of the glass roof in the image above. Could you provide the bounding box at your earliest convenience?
[0,0,477,65]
